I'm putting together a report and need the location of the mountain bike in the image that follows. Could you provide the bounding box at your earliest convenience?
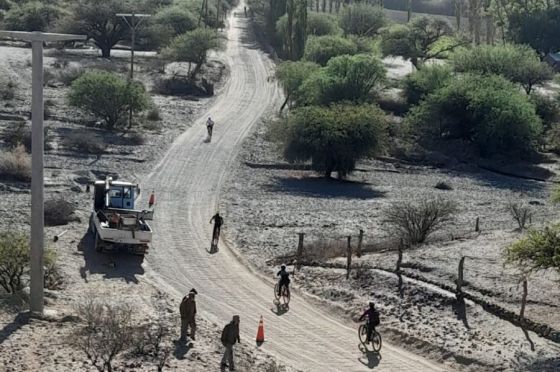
[358,321,382,352]
[274,283,290,305]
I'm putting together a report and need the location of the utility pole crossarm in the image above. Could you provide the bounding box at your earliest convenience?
[0,31,87,42]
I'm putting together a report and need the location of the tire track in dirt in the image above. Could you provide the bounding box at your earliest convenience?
[140,3,451,371]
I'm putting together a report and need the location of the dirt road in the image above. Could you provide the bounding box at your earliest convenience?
[142,5,449,371]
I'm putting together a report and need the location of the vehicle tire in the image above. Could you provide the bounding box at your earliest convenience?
[358,324,368,345]
[371,331,382,352]
[94,231,103,252]
[88,213,95,234]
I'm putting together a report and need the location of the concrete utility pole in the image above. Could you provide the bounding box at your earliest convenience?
[116,13,151,128]
[0,31,86,315]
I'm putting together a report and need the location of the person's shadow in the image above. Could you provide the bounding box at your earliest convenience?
[173,339,193,360]
[358,344,381,369]
[271,301,289,316]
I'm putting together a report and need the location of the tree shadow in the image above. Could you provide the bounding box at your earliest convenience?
[173,339,193,360]
[0,312,29,346]
[358,343,381,369]
[452,296,470,329]
[78,232,145,284]
[271,302,289,316]
[266,177,385,200]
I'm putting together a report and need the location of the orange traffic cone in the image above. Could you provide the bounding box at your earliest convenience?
[256,315,265,343]
[148,191,155,208]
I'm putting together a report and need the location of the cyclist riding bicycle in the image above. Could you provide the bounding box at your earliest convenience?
[359,302,380,344]
[206,117,215,137]
[276,264,290,297]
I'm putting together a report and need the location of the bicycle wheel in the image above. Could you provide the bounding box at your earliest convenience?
[274,283,280,301]
[282,287,290,305]
[371,331,382,352]
[358,324,368,345]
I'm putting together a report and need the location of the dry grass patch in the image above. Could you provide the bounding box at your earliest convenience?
[0,145,31,182]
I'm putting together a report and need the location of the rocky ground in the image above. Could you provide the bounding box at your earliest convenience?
[0,44,294,372]
[222,110,560,370]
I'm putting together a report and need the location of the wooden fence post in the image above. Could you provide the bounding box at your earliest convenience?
[296,233,304,270]
[346,236,352,279]
[396,239,403,273]
[520,278,528,319]
[456,256,466,299]
[357,229,363,258]
[475,217,480,232]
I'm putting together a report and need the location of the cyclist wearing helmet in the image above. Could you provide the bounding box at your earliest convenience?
[359,302,380,344]
[276,264,290,297]
[206,117,215,137]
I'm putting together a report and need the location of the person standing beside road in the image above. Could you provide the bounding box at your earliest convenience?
[221,315,240,371]
[179,288,198,341]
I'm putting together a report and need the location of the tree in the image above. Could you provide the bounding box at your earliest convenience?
[339,3,386,37]
[153,5,197,36]
[306,11,340,36]
[281,104,386,178]
[3,1,62,32]
[300,54,386,106]
[380,16,462,68]
[163,28,222,78]
[303,35,357,66]
[451,44,554,94]
[406,74,542,157]
[507,5,560,57]
[57,0,129,58]
[403,64,453,105]
[68,71,149,128]
[506,224,560,275]
[276,60,319,111]
[275,0,307,60]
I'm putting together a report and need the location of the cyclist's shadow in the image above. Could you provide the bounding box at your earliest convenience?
[358,344,381,369]
[271,301,289,316]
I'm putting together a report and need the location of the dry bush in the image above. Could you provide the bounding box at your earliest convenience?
[146,107,162,121]
[126,132,145,146]
[44,248,63,290]
[508,201,533,230]
[0,79,17,100]
[152,75,207,96]
[304,238,347,260]
[1,122,52,152]
[0,145,31,182]
[57,65,85,86]
[383,198,457,245]
[44,198,76,226]
[64,130,106,154]
[435,181,453,190]
[72,300,134,372]
[0,232,29,294]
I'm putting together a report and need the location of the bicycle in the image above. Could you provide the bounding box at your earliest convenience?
[358,321,382,352]
[274,282,290,305]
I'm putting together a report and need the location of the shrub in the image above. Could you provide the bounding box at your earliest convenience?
[435,181,453,190]
[58,66,85,86]
[306,12,340,36]
[530,93,559,130]
[276,61,320,110]
[126,132,145,145]
[0,79,17,100]
[146,107,162,121]
[406,74,542,157]
[69,71,149,128]
[339,3,386,37]
[300,54,386,106]
[72,300,134,372]
[403,64,453,105]
[154,5,197,36]
[506,224,560,275]
[1,122,51,152]
[303,35,358,66]
[44,198,76,226]
[451,44,553,94]
[152,75,209,96]
[3,1,61,32]
[64,130,106,154]
[44,248,63,290]
[281,104,386,178]
[383,198,456,245]
[507,201,533,230]
[0,145,31,182]
[0,232,29,294]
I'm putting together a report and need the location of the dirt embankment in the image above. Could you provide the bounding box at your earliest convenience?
[222,116,560,371]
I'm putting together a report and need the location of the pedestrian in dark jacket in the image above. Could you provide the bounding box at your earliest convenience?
[220,315,240,371]
[179,288,197,341]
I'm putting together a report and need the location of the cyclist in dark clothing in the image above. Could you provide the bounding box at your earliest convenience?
[210,212,224,250]
[359,302,380,343]
[276,264,290,297]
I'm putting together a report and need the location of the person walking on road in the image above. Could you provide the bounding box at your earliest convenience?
[221,315,240,371]
[179,288,198,341]
[206,117,215,138]
[210,212,224,251]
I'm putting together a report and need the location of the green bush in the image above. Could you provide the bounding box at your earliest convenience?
[307,12,340,36]
[403,64,453,105]
[280,104,386,178]
[68,71,149,128]
[276,60,319,109]
[0,145,31,182]
[154,5,197,36]
[407,74,542,157]
[303,35,358,66]
[0,232,28,294]
[339,3,386,37]
[506,224,560,275]
[530,93,559,130]
[451,44,554,94]
[300,54,386,106]
[3,1,62,31]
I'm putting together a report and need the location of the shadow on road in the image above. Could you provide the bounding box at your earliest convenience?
[271,302,289,316]
[173,339,193,360]
[266,177,385,200]
[78,232,145,284]
[0,311,29,346]
[358,344,381,369]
